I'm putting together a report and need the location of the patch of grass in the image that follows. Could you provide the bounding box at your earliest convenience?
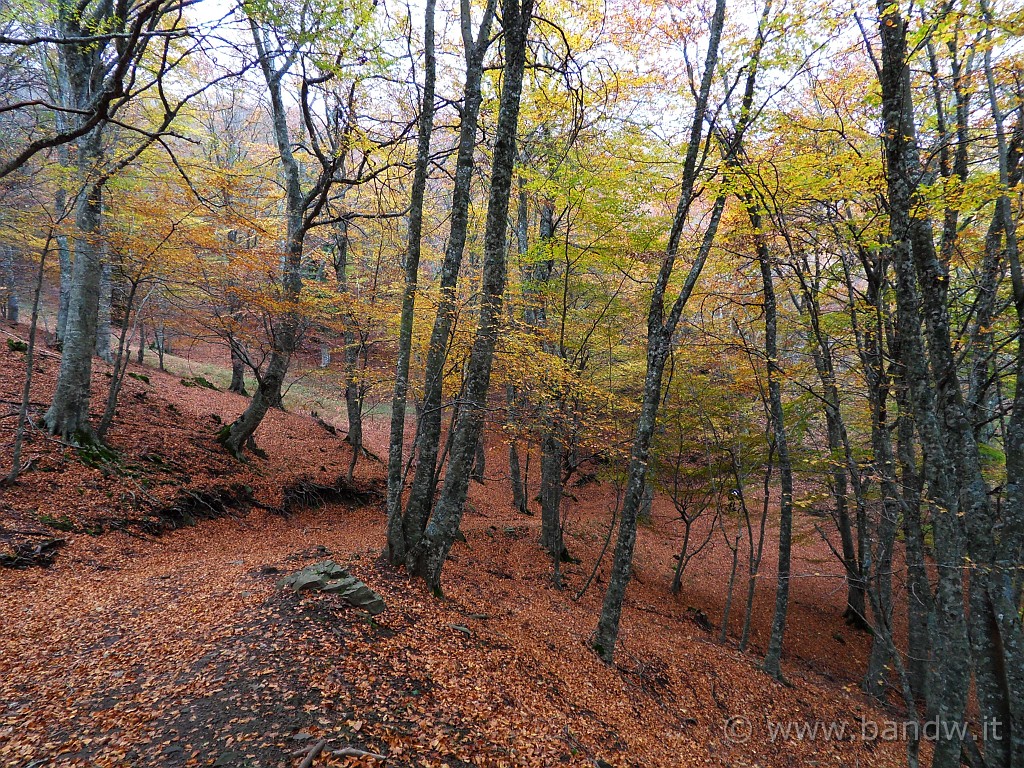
[149,350,392,428]
[128,371,151,384]
[6,338,28,353]
[39,513,76,532]
[77,441,121,471]
[180,375,219,391]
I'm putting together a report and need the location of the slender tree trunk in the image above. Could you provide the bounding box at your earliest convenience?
[56,231,72,344]
[749,207,794,682]
[335,220,364,481]
[55,139,72,345]
[593,0,731,663]
[539,432,565,555]
[97,281,140,440]
[385,0,437,563]
[506,385,528,514]
[5,238,48,484]
[95,259,112,362]
[400,0,496,563]
[1,244,18,324]
[136,321,145,364]
[411,0,533,592]
[740,444,772,652]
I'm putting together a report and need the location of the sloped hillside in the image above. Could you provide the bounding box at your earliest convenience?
[1,331,919,767]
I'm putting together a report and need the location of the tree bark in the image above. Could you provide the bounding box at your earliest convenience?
[594,0,731,662]
[1,244,18,324]
[44,128,104,442]
[95,259,112,362]
[384,0,437,563]
[411,0,533,592]
[400,0,497,563]
[876,5,976,761]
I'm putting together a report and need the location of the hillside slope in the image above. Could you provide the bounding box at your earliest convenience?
[0,329,917,767]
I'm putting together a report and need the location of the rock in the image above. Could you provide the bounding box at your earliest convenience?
[278,560,386,614]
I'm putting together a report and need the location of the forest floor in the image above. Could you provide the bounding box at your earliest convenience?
[0,325,922,768]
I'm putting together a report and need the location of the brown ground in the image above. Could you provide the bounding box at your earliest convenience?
[1,323,920,767]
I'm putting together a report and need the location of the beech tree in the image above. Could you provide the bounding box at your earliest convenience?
[410,0,535,591]
[217,0,386,456]
[386,0,498,566]
[38,0,200,441]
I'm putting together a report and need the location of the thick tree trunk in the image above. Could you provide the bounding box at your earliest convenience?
[876,6,975,761]
[221,349,289,455]
[411,0,533,592]
[228,336,248,395]
[44,129,104,442]
[220,18,312,457]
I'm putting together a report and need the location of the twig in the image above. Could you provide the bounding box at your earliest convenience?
[332,746,388,761]
[297,738,327,768]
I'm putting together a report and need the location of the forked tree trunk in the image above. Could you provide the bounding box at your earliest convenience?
[594,0,735,663]
[219,18,311,457]
[400,0,497,565]
[412,0,533,592]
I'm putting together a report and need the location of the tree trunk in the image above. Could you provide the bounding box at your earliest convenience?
[97,281,139,440]
[95,259,112,362]
[539,431,564,556]
[136,321,145,364]
[1,244,18,324]
[228,336,248,395]
[750,205,794,683]
[44,129,104,442]
[56,232,71,344]
[506,385,528,514]
[411,0,533,592]
[471,430,486,482]
[594,0,730,662]
[385,0,438,564]
[5,238,47,484]
[400,0,497,563]
[220,18,313,456]
[876,6,974,761]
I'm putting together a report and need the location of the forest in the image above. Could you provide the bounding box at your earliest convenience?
[0,0,1022,766]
